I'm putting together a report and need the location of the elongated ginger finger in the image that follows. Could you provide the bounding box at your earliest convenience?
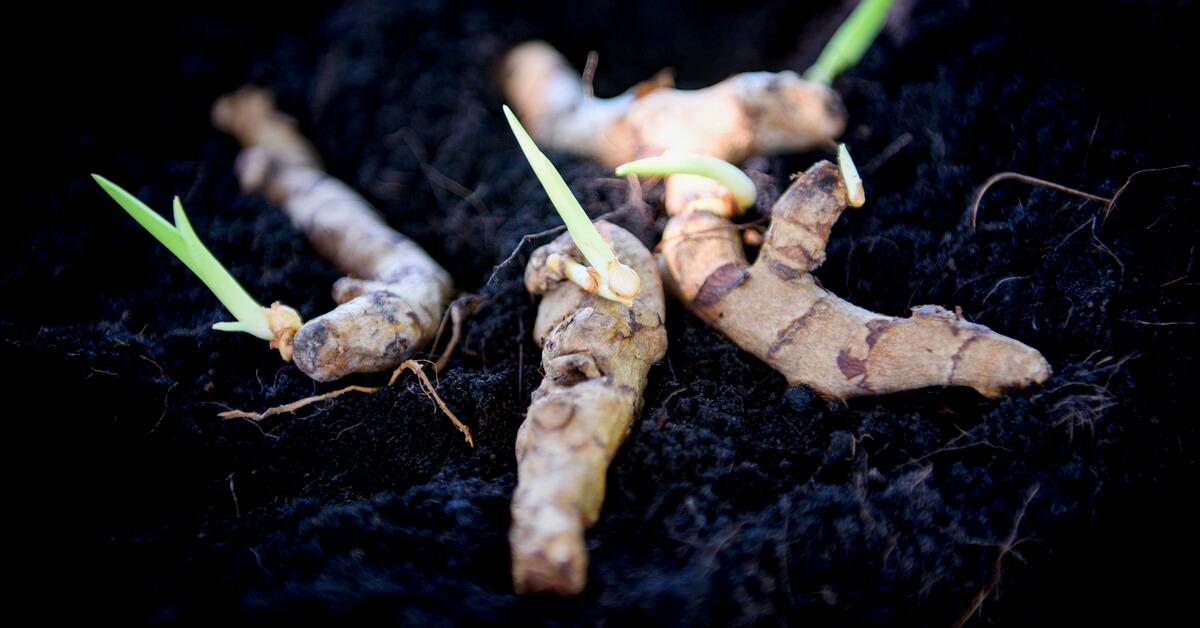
[659,161,1051,399]
[213,87,452,381]
[501,41,846,169]
[513,221,667,596]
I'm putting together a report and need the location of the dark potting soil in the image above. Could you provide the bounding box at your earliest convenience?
[11,0,1198,624]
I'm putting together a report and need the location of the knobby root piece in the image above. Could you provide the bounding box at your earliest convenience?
[388,359,472,446]
[213,87,453,381]
[502,41,846,214]
[660,161,1051,399]
[218,385,378,421]
[512,221,667,595]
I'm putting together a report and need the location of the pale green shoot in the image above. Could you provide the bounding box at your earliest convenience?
[92,174,274,340]
[503,105,641,305]
[615,151,757,209]
[803,0,897,86]
[837,144,866,207]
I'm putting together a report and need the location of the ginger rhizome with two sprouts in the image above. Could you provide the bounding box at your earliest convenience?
[658,160,1051,398]
[514,222,667,596]
[504,108,667,596]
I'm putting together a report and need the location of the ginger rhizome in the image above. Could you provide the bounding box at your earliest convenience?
[501,39,844,224]
[213,87,453,382]
[512,221,667,596]
[501,41,846,169]
[659,160,1051,398]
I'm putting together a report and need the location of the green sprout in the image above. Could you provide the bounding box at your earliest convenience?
[503,105,641,305]
[803,0,897,86]
[615,151,757,209]
[837,143,866,207]
[92,174,291,341]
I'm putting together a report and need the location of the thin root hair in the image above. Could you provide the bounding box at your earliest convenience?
[968,172,1111,230]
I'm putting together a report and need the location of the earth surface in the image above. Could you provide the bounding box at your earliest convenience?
[12,0,1198,624]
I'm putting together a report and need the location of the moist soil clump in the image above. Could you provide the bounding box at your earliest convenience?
[12,0,1198,624]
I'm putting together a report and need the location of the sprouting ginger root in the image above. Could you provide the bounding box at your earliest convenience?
[502,40,845,219]
[213,87,453,382]
[512,220,667,596]
[502,42,1047,398]
[501,41,846,170]
[659,160,1051,399]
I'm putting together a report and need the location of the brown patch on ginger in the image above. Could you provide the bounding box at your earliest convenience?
[512,221,667,596]
[659,161,1051,399]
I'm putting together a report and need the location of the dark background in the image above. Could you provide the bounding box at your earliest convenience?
[10,0,1198,624]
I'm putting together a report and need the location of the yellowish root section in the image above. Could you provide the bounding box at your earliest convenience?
[213,87,452,382]
[388,359,473,446]
[659,161,1051,399]
[218,385,378,421]
[512,221,667,595]
[501,41,846,168]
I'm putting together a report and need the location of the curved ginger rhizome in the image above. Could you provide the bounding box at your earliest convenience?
[501,40,846,175]
[212,87,453,383]
[513,221,667,596]
[660,161,1051,398]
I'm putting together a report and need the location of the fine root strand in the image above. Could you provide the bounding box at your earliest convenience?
[861,132,914,175]
[487,226,567,289]
[953,483,1041,628]
[1100,164,1194,227]
[218,385,379,421]
[581,50,599,99]
[432,295,483,374]
[969,172,1111,230]
[390,359,473,446]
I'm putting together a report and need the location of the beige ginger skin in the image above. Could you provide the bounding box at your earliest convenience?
[501,41,846,171]
[513,221,667,596]
[213,87,453,382]
[500,39,844,219]
[659,161,1051,398]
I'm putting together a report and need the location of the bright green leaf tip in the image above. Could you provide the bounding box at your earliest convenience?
[502,105,619,277]
[615,151,757,209]
[92,174,273,340]
[803,0,897,85]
